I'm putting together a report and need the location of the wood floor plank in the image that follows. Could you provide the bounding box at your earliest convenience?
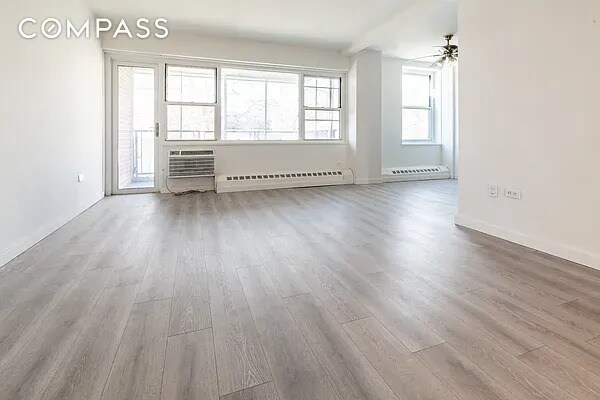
[294,263,370,323]
[201,213,230,255]
[169,267,211,336]
[206,253,271,396]
[386,268,545,356]
[0,268,113,400]
[136,233,180,303]
[237,266,339,400]
[161,329,219,400]
[519,346,600,400]
[285,293,398,400]
[468,286,600,375]
[100,298,171,400]
[220,382,280,400]
[169,220,209,336]
[87,217,145,270]
[248,235,312,298]
[108,226,158,287]
[415,343,517,400]
[222,218,262,268]
[41,283,139,400]
[0,253,94,371]
[558,297,600,336]
[0,245,98,319]
[308,250,444,352]
[344,316,459,400]
[377,272,573,400]
[324,242,386,275]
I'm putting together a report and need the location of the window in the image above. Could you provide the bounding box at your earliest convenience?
[222,69,299,141]
[402,70,434,141]
[303,76,341,140]
[166,65,217,140]
[162,64,343,142]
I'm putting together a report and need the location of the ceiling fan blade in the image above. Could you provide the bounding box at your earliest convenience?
[407,54,441,60]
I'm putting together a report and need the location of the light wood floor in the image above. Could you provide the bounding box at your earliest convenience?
[2,180,600,400]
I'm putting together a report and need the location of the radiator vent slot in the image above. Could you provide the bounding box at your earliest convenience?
[168,149,215,179]
[382,166,451,182]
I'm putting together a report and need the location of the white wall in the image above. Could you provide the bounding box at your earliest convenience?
[381,58,444,168]
[0,0,105,266]
[456,0,600,268]
[102,31,350,71]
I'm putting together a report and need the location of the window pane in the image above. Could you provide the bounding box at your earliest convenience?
[222,68,299,140]
[304,87,316,108]
[402,74,430,107]
[402,109,430,140]
[316,88,331,108]
[303,76,341,108]
[267,81,299,140]
[167,65,216,103]
[167,105,215,140]
[305,110,340,140]
[305,77,317,86]
[331,88,340,108]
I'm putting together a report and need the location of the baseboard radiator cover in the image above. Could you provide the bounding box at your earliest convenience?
[216,169,354,193]
[382,165,451,182]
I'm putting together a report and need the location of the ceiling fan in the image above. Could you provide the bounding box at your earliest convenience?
[410,34,458,67]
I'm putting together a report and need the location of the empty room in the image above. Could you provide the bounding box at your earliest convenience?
[2,0,600,399]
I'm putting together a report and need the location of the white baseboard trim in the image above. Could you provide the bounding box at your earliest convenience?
[0,195,104,268]
[454,214,600,271]
[354,178,383,185]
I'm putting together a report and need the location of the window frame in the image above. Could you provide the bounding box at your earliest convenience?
[301,75,343,141]
[160,60,345,144]
[401,68,437,143]
[165,64,218,141]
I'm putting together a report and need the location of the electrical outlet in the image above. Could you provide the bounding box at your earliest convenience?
[505,188,521,200]
[488,185,498,198]
[77,173,85,182]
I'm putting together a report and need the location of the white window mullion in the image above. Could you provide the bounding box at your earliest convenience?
[216,67,222,141]
[263,78,268,141]
[299,73,305,140]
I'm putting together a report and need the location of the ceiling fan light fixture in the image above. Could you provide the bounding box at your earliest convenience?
[412,34,458,66]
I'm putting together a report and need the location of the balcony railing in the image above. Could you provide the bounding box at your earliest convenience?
[133,129,154,179]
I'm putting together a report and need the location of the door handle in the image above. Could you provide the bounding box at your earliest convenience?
[155,122,159,138]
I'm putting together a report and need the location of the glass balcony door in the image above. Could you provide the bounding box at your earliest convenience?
[113,63,158,193]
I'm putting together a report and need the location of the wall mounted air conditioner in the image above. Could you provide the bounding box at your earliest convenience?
[216,169,354,193]
[167,149,215,192]
[382,165,451,182]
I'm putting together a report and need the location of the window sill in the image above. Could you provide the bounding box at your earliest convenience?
[162,140,348,147]
[401,142,442,146]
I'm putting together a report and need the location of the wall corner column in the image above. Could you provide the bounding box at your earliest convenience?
[347,49,383,185]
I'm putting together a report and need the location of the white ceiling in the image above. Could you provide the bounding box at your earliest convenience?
[88,0,457,58]
[350,0,458,59]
